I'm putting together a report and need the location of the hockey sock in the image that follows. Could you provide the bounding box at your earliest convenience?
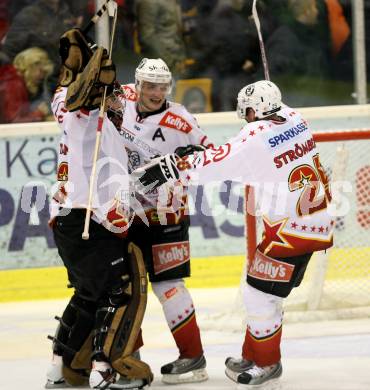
[242,284,283,366]
[152,279,203,358]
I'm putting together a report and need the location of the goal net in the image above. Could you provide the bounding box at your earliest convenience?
[244,129,370,322]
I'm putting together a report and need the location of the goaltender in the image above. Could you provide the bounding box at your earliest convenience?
[45,28,152,389]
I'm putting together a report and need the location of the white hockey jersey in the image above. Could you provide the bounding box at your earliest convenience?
[50,87,130,234]
[118,84,213,224]
[178,105,334,257]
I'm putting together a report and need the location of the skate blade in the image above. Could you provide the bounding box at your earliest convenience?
[162,368,208,384]
[45,380,70,389]
[237,377,281,390]
[225,368,239,383]
[109,378,147,389]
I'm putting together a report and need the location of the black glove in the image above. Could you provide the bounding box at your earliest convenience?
[174,144,207,158]
[133,154,180,192]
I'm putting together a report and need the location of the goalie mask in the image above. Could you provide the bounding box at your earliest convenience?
[107,82,125,130]
[135,58,172,94]
[237,80,282,120]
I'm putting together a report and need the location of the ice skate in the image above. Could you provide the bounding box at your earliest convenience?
[161,355,208,384]
[45,354,67,388]
[225,357,254,373]
[89,361,117,389]
[231,361,282,389]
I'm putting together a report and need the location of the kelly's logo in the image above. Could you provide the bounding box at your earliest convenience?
[248,250,294,282]
[152,241,190,274]
[159,112,192,133]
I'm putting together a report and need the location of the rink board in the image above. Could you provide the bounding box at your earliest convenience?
[1,246,369,303]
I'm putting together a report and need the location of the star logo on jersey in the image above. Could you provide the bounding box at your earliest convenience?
[261,216,293,254]
[299,171,313,188]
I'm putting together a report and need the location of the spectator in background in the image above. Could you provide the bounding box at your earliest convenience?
[324,0,352,81]
[135,0,187,78]
[0,47,53,123]
[1,0,80,93]
[264,0,330,78]
[0,0,11,41]
[183,0,261,111]
[8,0,36,23]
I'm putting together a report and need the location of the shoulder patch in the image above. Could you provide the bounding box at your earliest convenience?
[159,111,192,133]
[122,85,137,102]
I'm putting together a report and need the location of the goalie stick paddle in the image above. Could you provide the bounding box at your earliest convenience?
[82,0,118,240]
[252,0,270,81]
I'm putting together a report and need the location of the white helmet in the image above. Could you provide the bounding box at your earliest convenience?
[135,58,172,92]
[237,80,282,120]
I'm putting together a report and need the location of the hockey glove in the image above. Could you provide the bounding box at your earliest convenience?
[66,47,116,111]
[133,154,180,192]
[59,28,95,86]
[174,144,207,158]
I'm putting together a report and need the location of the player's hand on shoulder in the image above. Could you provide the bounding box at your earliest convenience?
[174,144,207,158]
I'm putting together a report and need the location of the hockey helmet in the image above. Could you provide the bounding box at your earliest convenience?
[237,80,282,120]
[135,58,172,93]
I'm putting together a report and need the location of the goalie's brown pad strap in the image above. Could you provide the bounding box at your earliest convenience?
[59,28,93,87]
[62,366,89,387]
[70,331,93,370]
[66,47,115,112]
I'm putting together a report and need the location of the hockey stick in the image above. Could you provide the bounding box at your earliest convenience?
[83,0,114,34]
[82,0,118,240]
[245,0,269,261]
[252,0,270,80]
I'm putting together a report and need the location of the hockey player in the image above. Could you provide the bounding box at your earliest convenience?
[133,80,334,388]
[46,35,152,389]
[116,58,213,384]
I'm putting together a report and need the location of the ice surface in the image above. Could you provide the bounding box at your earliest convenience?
[1,287,369,390]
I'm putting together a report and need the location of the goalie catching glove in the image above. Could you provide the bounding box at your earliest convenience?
[66,46,116,111]
[59,28,95,86]
[133,154,180,192]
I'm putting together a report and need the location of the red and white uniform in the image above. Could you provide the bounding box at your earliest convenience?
[179,105,334,257]
[50,87,130,233]
[118,84,213,224]
[119,84,211,362]
[176,104,334,368]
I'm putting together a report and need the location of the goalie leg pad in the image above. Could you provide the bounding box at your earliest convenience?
[66,46,116,112]
[48,294,97,368]
[90,243,152,382]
